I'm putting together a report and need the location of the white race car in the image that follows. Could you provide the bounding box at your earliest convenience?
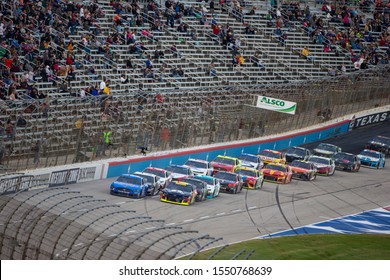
[183,158,213,176]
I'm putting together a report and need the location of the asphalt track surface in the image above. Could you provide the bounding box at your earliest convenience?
[68,122,390,244]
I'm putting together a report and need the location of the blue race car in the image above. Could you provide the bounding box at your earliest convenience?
[110,174,149,198]
[237,153,264,170]
[357,149,386,169]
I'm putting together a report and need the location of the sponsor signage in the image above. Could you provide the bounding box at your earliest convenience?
[349,111,389,129]
[256,96,297,115]
[0,175,34,195]
[49,168,80,187]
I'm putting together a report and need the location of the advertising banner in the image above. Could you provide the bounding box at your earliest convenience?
[349,111,389,130]
[256,96,297,115]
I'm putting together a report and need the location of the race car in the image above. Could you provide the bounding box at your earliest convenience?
[258,149,286,165]
[237,153,264,170]
[133,171,163,195]
[160,181,197,206]
[365,136,390,155]
[165,164,194,180]
[234,167,264,189]
[194,175,220,198]
[308,155,336,176]
[312,143,341,158]
[183,158,213,176]
[288,160,317,181]
[209,155,241,175]
[143,167,172,188]
[334,152,361,172]
[284,146,311,163]
[357,149,386,169]
[110,174,149,198]
[178,177,208,201]
[214,171,243,194]
[261,163,293,184]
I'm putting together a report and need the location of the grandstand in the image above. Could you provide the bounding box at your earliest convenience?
[0,0,389,172]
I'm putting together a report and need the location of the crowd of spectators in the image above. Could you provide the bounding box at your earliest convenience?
[1,0,390,164]
[274,0,390,71]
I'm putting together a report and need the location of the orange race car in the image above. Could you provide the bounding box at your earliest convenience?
[289,160,317,181]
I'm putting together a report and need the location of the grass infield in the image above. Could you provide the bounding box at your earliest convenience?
[183,234,390,260]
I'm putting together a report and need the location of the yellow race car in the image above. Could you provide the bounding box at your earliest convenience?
[259,149,286,165]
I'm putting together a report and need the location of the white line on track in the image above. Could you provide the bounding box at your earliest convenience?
[115,201,126,204]
[61,249,68,252]
[231,209,242,213]
[248,206,257,210]
[108,234,117,237]
[74,243,83,247]
[199,216,210,219]
[183,219,194,223]
[145,227,156,230]
[216,212,225,216]
[165,223,176,226]
[126,230,136,233]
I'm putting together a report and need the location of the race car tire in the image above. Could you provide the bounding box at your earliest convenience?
[313,173,317,180]
[354,164,360,172]
[330,168,335,176]
[260,180,264,189]
[233,186,238,194]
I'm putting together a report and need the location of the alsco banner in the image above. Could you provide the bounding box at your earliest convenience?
[256,96,297,115]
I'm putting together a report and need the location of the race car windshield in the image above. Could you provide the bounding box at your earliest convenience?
[360,151,380,158]
[238,154,257,162]
[334,153,354,161]
[185,160,207,169]
[116,176,142,185]
[260,151,281,158]
[213,157,235,165]
[135,174,154,183]
[286,147,306,156]
[371,136,390,145]
[290,161,311,169]
[215,172,237,181]
[195,177,215,185]
[166,183,192,192]
[309,157,330,165]
[267,165,286,172]
[165,166,188,175]
[144,169,165,178]
[181,179,204,189]
[316,143,337,152]
[235,169,257,177]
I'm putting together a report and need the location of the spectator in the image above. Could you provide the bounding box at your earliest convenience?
[208,63,217,76]
[120,75,129,84]
[300,46,312,61]
[32,140,41,164]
